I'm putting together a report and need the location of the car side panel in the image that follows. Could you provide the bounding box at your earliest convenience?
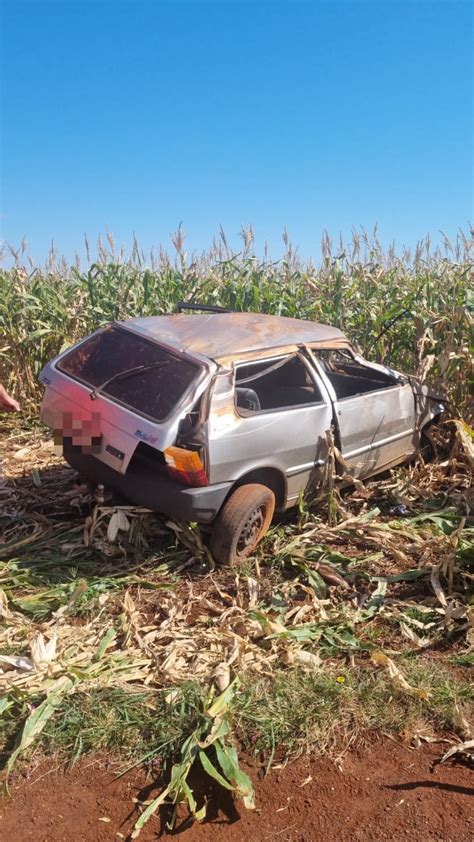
[334,383,417,477]
[206,367,333,506]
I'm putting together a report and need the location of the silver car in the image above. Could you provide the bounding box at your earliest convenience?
[40,310,444,564]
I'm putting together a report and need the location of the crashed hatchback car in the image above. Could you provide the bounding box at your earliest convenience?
[40,310,444,564]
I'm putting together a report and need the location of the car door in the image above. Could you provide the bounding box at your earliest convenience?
[309,349,417,478]
[207,352,333,507]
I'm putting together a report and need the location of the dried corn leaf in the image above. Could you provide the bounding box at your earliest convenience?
[107,510,131,542]
[436,739,474,766]
[30,633,57,669]
[371,651,429,699]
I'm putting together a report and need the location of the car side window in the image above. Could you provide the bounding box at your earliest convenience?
[234,355,323,414]
[316,350,397,400]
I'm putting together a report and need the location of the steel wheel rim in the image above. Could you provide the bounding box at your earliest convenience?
[236,505,266,557]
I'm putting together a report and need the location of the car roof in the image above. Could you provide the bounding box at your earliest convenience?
[121,312,348,361]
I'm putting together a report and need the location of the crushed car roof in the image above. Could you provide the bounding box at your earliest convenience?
[122,313,348,361]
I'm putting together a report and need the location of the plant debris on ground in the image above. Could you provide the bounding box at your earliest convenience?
[0,416,472,835]
[0,228,473,835]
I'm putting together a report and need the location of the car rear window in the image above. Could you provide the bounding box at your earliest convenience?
[57,326,200,422]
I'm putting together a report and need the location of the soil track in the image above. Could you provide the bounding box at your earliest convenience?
[1,740,472,841]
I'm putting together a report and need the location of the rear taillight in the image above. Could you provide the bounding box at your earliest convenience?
[164,446,208,487]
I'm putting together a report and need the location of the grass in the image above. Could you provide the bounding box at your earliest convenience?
[3,661,470,778]
[449,653,474,668]
[1,418,472,836]
[236,662,473,756]
[37,685,208,767]
[0,227,473,833]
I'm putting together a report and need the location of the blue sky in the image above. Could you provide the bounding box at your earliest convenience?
[1,0,472,263]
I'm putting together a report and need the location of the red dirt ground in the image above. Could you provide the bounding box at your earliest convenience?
[1,740,472,842]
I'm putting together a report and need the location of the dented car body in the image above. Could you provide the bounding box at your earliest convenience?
[40,312,444,564]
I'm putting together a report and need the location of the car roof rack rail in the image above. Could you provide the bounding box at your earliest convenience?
[177,301,233,314]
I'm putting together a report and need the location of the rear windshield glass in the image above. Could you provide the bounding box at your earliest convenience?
[58,326,200,422]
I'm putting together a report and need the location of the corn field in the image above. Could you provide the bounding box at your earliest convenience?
[0,226,472,415]
[1,227,473,834]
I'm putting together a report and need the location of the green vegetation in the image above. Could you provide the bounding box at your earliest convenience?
[1,422,472,834]
[0,228,472,833]
[3,664,470,774]
[1,226,472,411]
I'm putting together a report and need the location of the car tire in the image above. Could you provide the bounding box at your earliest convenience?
[210,483,275,566]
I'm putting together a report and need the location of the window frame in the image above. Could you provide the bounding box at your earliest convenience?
[309,347,399,404]
[233,351,327,418]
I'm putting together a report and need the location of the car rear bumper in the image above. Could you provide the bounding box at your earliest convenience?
[63,446,232,523]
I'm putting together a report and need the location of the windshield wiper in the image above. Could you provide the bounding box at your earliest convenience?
[90,361,169,400]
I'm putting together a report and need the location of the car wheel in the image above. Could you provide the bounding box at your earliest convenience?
[210,483,275,566]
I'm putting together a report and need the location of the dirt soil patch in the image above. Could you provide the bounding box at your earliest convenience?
[1,741,472,842]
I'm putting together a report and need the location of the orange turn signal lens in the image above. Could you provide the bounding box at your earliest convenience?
[164,446,208,487]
